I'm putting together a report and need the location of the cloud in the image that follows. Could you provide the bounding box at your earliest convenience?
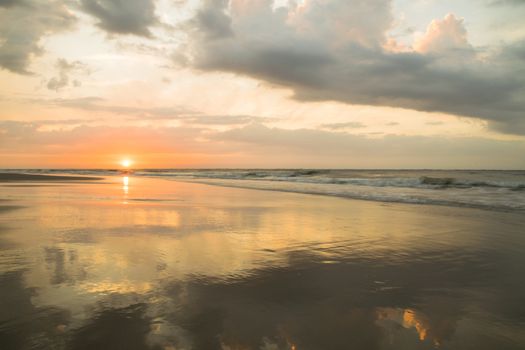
[190,0,233,40]
[320,122,366,130]
[181,1,525,134]
[0,120,209,154]
[79,0,159,37]
[1,120,525,168]
[36,97,273,125]
[489,0,525,6]
[183,115,275,126]
[0,0,18,8]
[0,0,76,74]
[0,120,236,168]
[286,0,393,48]
[500,39,525,60]
[46,59,90,91]
[414,14,471,54]
[213,123,525,168]
[40,96,194,118]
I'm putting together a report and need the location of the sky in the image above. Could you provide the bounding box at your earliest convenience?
[0,0,524,169]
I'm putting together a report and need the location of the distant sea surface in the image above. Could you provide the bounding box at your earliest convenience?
[5,169,525,211]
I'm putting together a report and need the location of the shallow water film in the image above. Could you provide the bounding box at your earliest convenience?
[1,176,524,349]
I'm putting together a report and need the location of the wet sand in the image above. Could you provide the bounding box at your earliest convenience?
[0,175,524,349]
[0,173,102,182]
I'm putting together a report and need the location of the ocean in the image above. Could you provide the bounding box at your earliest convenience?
[4,169,525,211]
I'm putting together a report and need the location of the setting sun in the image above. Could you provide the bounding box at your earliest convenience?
[120,159,132,168]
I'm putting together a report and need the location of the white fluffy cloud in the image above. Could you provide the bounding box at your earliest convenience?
[414,14,471,54]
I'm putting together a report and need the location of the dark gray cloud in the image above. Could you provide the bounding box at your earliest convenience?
[79,0,159,37]
[47,59,90,91]
[191,0,233,40]
[0,0,19,8]
[183,0,525,134]
[489,0,525,6]
[0,0,76,74]
[500,39,525,60]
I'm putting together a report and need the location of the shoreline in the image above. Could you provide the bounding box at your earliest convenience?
[1,171,522,212]
[177,177,525,213]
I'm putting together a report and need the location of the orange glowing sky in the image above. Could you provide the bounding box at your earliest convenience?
[1,0,525,169]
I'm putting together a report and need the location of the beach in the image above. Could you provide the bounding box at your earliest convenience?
[1,173,524,349]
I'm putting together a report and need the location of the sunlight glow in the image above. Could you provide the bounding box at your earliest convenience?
[120,159,132,168]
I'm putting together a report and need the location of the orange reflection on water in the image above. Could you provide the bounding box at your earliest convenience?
[122,176,129,196]
[377,307,441,347]
[403,309,428,341]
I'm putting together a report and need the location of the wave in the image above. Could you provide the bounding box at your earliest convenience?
[418,176,525,190]
[182,178,525,211]
[18,169,522,191]
[6,169,525,190]
[5,169,524,211]
[141,171,525,191]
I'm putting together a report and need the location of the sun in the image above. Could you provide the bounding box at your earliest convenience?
[120,159,132,168]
